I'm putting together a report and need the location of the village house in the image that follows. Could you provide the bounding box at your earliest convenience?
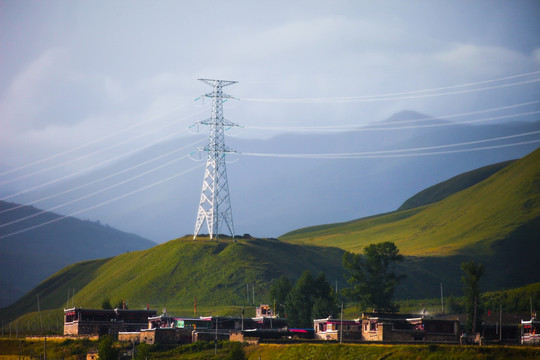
[521,316,540,344]
[313,317,362,341]
[119,306,289,345]
[314,313,460,343]
[64,307,156,336]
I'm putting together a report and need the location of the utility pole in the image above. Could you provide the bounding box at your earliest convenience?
[340,302,343,344]
[440,283,444,316]
[499,304,502,343]
[193,79,238,241]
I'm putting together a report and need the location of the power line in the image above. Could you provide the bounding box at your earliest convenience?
[243,70,540,103]
[246,106,540,133]
[0,108,205,187]
[0,103,190,178]
[0,152,196,228]
[0,163,204,240]
[240,131,540,159]
[1,130,205,202]
[240,140,539,159]
[0,138,205,215]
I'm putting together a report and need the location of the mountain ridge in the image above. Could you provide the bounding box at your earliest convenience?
[0,200,155,307]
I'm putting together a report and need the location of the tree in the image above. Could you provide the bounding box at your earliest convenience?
[311,272,339,320]
[135,342,151,360]
[286,271,316,328]
[343,242,406,312]
[97,335,119,360]
[269,275,292,317]
[101,298,112,309]
[461,260,484,333]
[277,271,338,328]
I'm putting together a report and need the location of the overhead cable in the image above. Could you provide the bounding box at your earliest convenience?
[0,103,190,178]
[1,130,205,201]
[0,138,205,215]
[240,130,540,159]
[243,70,540,103]
[0,163,204,239]
[0,108,205,187]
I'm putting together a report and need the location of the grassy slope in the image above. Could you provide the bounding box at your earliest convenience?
[397,160,514,211]
[247,344,540,360]
[280,148,540,257]
[0,237,347,319]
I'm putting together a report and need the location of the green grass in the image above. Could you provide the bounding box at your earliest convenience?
[2,150,539,324]
[398,160,514,211]
[2,339,540,360]
[280,148,540,257]
[0,237,348,321]
[247,343,540,360]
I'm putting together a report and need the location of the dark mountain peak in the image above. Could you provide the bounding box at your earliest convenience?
[377,110,449,127]
[0,200,156,307]
[385,110,431,123]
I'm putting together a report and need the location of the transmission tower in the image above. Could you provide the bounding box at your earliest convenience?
[193,79,238,240]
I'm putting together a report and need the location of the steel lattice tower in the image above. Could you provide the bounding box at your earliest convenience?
[193,79,238,240]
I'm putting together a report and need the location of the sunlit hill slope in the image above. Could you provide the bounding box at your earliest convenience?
[280,148,540,257]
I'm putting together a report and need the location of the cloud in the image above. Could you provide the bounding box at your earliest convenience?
[434,43,538,77]
[0,48,70,130]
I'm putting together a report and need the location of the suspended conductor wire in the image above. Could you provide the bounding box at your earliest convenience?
[0,163,205,239]
[239,130,540,159]
[248,100,540,130]
[246,102,540,133]
[0,103,190,178]
[0,108,207,187]
[1,129,206,202]
[0,152,196,228]
[243,70,540,103]
[241,140,539,159]
[0,137,206,215]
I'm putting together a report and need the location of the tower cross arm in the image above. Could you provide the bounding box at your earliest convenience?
[198,79,238,87]
[201,91,238,100]
[197,118,239,127]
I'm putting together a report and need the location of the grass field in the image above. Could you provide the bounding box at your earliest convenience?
[2,339,539,360]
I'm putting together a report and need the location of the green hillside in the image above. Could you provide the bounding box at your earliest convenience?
[397,160,514,211]
[0,237,347,318]
[0,201,155,307]
[2,150,539,323]
[280,148,540,257]
[280,148,540,294]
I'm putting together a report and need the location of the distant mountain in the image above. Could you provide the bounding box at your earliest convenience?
[0,201,155,307]
[4,112,538,243]
[280,148,540,294]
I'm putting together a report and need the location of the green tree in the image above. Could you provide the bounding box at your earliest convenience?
[285,271,338,328]
[97,335,118,360]
[461,260,484,333]
[286,271,315,328]
[135,342,151,360]
[269,275,292,317]
[343,242,406,312]
[226,341,246,360]
[101,298,112,309]
[311,272,339,320]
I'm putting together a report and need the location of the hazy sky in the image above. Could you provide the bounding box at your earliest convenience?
[1,0,539,187]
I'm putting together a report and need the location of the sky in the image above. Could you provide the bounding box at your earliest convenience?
[1,0,540,233]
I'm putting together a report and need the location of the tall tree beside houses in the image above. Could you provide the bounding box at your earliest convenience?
[269,275,292,317]
[269,271,338,328]
[461,260,485,333]
[343,241,406,312]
